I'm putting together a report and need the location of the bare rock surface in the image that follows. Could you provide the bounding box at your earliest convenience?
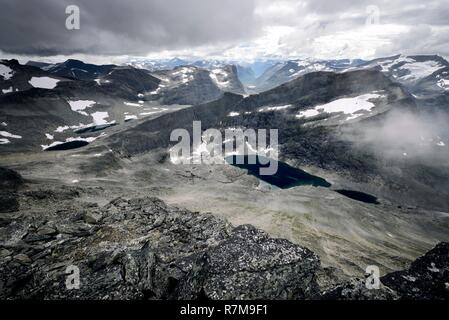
[0,167,448,300]
[381,242,449,300]
[0,186,321,299]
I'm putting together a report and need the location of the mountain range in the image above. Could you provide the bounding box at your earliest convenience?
[1,54,449,300]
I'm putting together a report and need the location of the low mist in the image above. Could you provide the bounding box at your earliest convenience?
[342,108,449,165]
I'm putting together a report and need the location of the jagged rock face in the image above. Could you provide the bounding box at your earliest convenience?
[189,225,320,299]
[0,189,321,299]
[322,242,449,300]
[320,278,399,300]
[381,242,449,300]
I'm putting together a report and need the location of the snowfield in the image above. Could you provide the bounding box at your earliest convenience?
[29,76,60,89]
[91,112,111,125]
[125,115,138,121]
[286,60,330,79]
[0,130,22,145]
[437,79,449,90]
[258,105,292,112]
[41,133,106,150]
[399,60,445,82]
[375,56,446,83]
[172,67,195,84]
[2,87,13,94]
[296,92,384,120]
[0,130,22,139]
[124,102,142,107]
[55,123,89,133]
[149,84,166,95]
[0,63,14,80]
[139,108,167,116]
[209,68,230,89]
[68,100,96,115]
[378,56,415,73]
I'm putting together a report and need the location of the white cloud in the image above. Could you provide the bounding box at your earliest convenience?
[0,0,448,60]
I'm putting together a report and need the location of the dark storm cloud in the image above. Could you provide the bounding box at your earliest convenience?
[1,0,448,58]
[0,0,259,55]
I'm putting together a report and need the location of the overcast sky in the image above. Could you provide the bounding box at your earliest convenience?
[0,0,448,62]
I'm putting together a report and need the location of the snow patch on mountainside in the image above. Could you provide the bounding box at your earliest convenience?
[290,61,329,78]
[139,107,168,116]
[125,115,138,121]
[209,68,230,89]
[378,56,414,72]
[91,112,111,125]
[124,101,142,107]
[68,100,96,115]
[0,63,14,80]
[372,56,446,83]
[258,105,292,112]
[148,84,166,95]
[55,123,89,133]
[54,113,114,134]
[437,78,449,90]
[172,67,195,84]
[296,92,384,120]
[0,130,22,139]
[0,130,22,145]
[399,60,445,82]
[41,133,106,151]
[2,87,13,94]
[29,77,60,89]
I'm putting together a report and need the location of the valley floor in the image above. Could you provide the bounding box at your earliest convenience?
[2,137,448,279]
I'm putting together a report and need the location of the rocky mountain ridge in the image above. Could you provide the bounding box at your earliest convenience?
[0,167,447,300]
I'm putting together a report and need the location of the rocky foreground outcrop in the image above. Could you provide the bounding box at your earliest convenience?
[0,188,320,299]
[381,242,449,299]
[0,167,448,300]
